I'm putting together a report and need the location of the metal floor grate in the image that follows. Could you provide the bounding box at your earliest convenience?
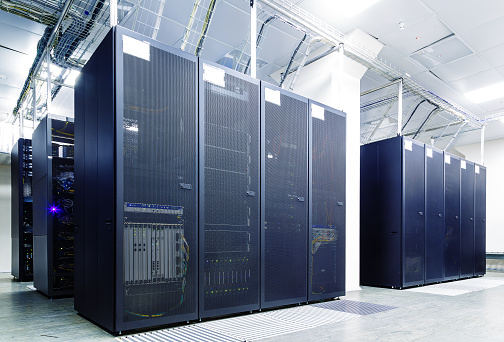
[405,277,504,296]
[261,305,360,327]
[117,299,395,342]
[312,299,397,315]
[118,325,244,342]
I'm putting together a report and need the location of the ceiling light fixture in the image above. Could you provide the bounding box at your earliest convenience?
[338,0,382,17]
[465,82,504,103]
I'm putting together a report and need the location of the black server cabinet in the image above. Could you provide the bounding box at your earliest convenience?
[74,27,199,332]
[474,164,486,276]
[32,116,75,296]
[308,100,346,300]
[424,146,444,283]
[11,138,33,281]
[261,84,308,308]
[360,136,425,288]
[460,160,475,278]
[199,61,260,317]
[444,153,461,281]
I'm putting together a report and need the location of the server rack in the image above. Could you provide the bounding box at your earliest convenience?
[11,138,33,281]
[261,84,308,308]
[308,100,346,300]
[360,136,425,288]
[474,164,486,276]
[424,145,444,283]
[460,160,475,278]
[199,61,260,317]
[444,153,461,281]
[32,116,75,296]
[74,27,199,332]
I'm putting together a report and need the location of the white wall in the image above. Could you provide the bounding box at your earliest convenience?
[457,138,504,253]
[284,50,363,292]
[0,164,12,272]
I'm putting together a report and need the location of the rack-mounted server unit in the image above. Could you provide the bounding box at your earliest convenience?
[309,101,346,300]
[32,116,75,296]
[75,27,199,332]
[360,137,486,288]
[261,84,308,308]
[75,26,347,333]
[199,61,260,317]
[444,152,461,281]
[11,138,34,281]
[360,136,425,288]
[474,164,486,276]
[425,145,444,284]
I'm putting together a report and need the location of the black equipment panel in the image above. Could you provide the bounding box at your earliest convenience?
[402,138,425,287]
[444,153,461,281]
[261,85,308,308]
[120,33,199,326]
[199,61,260,317]
[424,146,444,283]
[460,161,475,277]
[11,139,34,281]
[474,165,486,276]
[309,101,346,300]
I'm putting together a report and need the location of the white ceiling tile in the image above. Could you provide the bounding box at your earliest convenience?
[379,14,452,55]
[430,54,492,83]
[0,11,46,36]
[421,0,504,34]
[296,1,357,34]
[479,44,504,68]
[410,36,472,69]
[449,69,504,93]
[354,0,431,39]
[462,16,504,52]
[497,66,504,76]
[478,98,504,113]
[378,45,424,75]
[0,49,34,86]
[0,23,42,56]
[156,17,187,47]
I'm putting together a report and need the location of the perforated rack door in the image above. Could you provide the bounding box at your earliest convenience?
[460,161,475,278]
[199,62,260,317]
[309,101,346,301]
[120,32,198,325]
[474,165,486,276]
[261,85,308,308]
[402,138,425,287]
[444,153,461,281]
[425,146,444,284]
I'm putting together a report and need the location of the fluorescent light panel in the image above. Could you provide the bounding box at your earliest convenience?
[337,0,382,17]
[465,82,504,103]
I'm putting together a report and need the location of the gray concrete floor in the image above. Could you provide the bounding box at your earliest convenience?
[2,272,504,341]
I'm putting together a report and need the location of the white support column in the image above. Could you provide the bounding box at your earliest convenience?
[32,84,36,129]
[339,43,344,111]
[46,51,51,116]
[397,79,403,136]
[481,125,485,165]
[110,0,118,27]
[250,0,257,78]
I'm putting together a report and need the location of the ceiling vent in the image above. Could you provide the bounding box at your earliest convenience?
[410,34,472,70]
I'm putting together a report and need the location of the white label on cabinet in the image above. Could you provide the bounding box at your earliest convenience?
[461,160,466,169]
[445,155,451,164]
[203,64,225,87]
[475,165,480,174]
[426,148,433,158]
[404,140,412,151]
[123,35,150,61]
[312,104,325,121]
[265,88,281,106]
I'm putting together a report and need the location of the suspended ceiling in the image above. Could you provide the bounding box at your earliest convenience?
[0,0,503,153]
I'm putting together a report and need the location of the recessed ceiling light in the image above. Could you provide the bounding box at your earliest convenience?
[337,0,382,17]
[0,74,6,80]
[465,82,504,103]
